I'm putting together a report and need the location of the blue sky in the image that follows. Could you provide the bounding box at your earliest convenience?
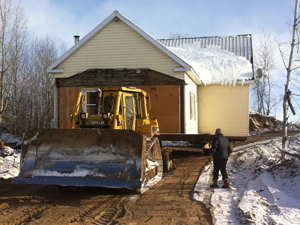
[20,0,299,122]
[21,0,295,47]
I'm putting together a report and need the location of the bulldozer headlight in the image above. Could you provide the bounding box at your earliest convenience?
[102,113,108,120]
[152,126,159,134]
[80,113,87,120]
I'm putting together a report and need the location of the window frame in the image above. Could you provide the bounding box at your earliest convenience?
[189,91,196,120]
[82,88,97,115]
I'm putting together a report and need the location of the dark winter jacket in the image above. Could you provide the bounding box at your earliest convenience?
[209,134,232,159]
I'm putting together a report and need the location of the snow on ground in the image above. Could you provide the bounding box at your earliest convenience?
[0,128,21,178]
[194,133,300,224]
[1,126,300,224]
[168,44,253,85]
[0,146,20,179]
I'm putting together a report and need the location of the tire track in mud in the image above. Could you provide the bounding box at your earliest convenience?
[63,195,127,225]
[116,152,215,224]
[0,177,132,225]
[0,202,50,225]
[93,197,126,224]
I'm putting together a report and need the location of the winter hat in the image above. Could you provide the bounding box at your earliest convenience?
[215,128,222,135]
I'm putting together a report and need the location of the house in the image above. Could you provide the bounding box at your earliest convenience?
[47,10,254,138]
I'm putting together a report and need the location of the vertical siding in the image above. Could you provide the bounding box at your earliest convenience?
[54,86,58,128]
[59,87,81,128]
[138,86,180,133]
[184,74,198,134]
[198,85,250,136]
[56,20,183,80]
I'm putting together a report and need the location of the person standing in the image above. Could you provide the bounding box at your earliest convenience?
[208,128,232,188]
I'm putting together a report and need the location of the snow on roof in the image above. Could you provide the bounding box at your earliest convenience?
[158,35,253,61]
[167,43,254,85]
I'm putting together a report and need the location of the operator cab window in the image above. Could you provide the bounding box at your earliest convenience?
[103,95,114,113]
[136,95,141,119]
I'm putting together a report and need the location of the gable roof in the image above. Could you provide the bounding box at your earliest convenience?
[47,10,192,73]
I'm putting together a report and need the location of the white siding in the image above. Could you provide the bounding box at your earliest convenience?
[184,73,198,134]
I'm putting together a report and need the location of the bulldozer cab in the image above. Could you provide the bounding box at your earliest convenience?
[98,90,137,130]
[73,87,159,137]
[85,88,139,130]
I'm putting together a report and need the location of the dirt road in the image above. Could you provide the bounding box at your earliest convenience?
[0,131,290,224]
[0,151,214,225]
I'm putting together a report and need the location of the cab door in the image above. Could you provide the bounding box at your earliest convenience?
[123,94,136,130]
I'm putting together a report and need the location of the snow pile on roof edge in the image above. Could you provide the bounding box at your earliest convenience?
[167,44,253,85]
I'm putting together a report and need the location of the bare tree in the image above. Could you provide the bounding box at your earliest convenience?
[3,36,65,136]
[252,30,278,115]
[0,0,27,122]
[278,0,299,149]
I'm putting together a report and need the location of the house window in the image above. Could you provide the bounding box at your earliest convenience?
[190,92,196,120]
[82,89,97,116]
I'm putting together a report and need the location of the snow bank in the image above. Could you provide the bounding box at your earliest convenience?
[168,44,253,85]
[194,133,300,224]
[249,111,300,136]
[0,127,22,149]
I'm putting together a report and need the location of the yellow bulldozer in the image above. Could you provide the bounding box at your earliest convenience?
[12,87,163,189]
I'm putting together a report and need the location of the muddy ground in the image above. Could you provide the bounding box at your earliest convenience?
[0,132,288,225]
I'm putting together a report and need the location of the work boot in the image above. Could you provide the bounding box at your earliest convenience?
[210,180,218,188]
[222,179,229,188]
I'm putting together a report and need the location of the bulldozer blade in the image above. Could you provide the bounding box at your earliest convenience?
[12,129,147,189]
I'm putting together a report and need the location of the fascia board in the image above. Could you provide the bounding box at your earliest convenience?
[174,67,202,84]
[47,11,118,73]
[48,69,64,73]
[174,68,189,72]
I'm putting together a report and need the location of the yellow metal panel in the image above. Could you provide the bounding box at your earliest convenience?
[197,85,250,137]
[56,20,182,79]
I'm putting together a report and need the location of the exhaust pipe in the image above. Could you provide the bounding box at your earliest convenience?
[74,35,80,44]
